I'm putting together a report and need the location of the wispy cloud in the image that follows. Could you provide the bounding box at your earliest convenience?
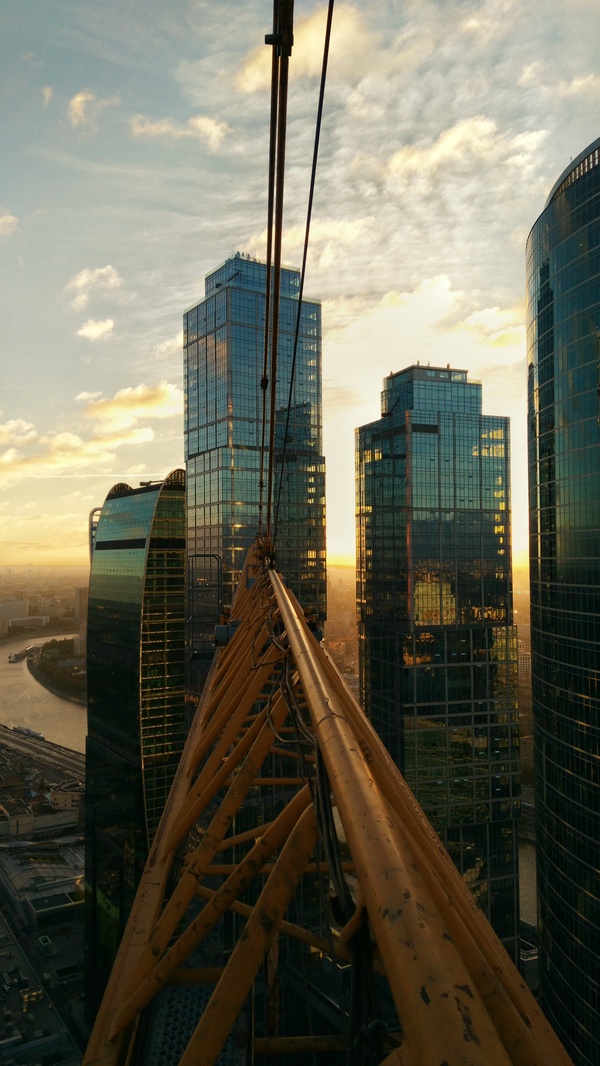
[457,0,520,44]
[558,73,600,98]
[77,319,115,340]
[131,114,231,152]
[82,381,183,432]
[250,216,376,274]
[322,274,529,557]
[65,265,123,310]
[325,277,526,371]
[1,382,182,483]
[0,428,153,477]
[520,62,600,100]
[42,86,53,108]
[153,330,183,360]
[323,381,364,413]
[68,90,119,129]
[236,4,376,92]
[380,117,546,188]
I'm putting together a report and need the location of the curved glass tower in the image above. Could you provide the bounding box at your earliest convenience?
[85,470,187,1016]
[527,138,600,1066]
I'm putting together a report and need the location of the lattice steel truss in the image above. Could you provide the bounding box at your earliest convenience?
[83,546,571,1066]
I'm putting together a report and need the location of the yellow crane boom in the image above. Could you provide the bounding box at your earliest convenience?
[83,546,572,1066]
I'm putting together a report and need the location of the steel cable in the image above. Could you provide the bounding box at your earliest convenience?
[272,0,335,551]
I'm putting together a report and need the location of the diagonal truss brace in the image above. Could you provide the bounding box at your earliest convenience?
[83,547,573,1066]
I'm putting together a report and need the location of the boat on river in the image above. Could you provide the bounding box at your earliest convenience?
[11,726,45,741]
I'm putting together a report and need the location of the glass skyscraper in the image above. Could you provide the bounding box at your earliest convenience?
[85,470,187,1016]
[527,137,600,1066]
[356,365,520,957]
[184,252,326,688]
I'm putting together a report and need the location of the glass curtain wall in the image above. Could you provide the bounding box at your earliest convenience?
[356,366,520,957]
[527,137,600,1066]
[85,470,186,1018]
[184,253,326,690]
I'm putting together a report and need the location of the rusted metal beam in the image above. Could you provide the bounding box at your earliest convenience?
[132,695,291,982]
[269,567,570,1066]
[178,805,318,1066]
[194,884,355,960]
[84,549,573,1066]
[108,784,312,1039]
[320,642,565,1066]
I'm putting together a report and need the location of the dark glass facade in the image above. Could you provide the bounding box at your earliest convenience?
[356,366,520,956]
[184,253,326,687]
[527,138,600,1066]
[85,470,187,1017]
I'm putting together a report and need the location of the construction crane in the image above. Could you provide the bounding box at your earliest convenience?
[84,5,572,1062]
[83,545,572,1066]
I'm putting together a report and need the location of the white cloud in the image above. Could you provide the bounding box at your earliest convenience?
[0,419,36,445]
[458,304,526,348]
[1,427,154,479]
[153,330,184,360]
[0,382,182,487]
[519,61,543,88]
[83,381,183,432]
[382,117,544,187]
[42,86,52,107]
[68,90,119,129]
[558,73,600,98]
[251,217,376,272]
[519,62,600,100]
[65,265,123,310]
[325,278,526,376]
[131,114,231,152]
[458,0,520,43]
[77,319,115,340]
[0,213,18,240]
[236,4,376,92]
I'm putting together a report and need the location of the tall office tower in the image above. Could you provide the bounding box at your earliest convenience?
[184,252,326,692]
[356,365,520,957]
[85,470,187,1017]
[527,138,600,1066]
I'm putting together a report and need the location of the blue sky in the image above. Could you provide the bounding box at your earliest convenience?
[1,0,600,566]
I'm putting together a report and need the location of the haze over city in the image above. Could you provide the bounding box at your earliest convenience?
[2,0,600,567]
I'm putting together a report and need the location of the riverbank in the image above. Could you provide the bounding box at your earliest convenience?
[27,655,86,706]
[0,622,78,645]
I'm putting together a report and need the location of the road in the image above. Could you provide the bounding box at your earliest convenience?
[0,723,85,777]
[0,635,86,753]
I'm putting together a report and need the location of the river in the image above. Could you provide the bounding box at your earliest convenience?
[0,635,87,754]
